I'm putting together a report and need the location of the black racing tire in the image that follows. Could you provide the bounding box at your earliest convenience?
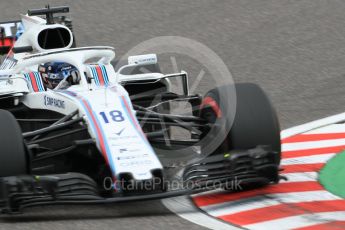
[200,83,281,164]
[230,83,281,163]
[0,109,28,177]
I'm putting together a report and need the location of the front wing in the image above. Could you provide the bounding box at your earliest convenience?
[0,146,280,214]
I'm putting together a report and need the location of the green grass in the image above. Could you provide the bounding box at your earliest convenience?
[319,150,345,198]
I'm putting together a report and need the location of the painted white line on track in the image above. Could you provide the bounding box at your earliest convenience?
[244,211,345,230]
[200,190,339,217]
[161,196,241,230]
[280,172,318,182]
[305,124,345,134]
[282,138,345,152]
[281,112,345,139]
[280,153,335,165]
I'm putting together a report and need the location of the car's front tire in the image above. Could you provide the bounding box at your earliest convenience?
[200,83,281,162]
[0,109,28,177]
[195,83,281,189]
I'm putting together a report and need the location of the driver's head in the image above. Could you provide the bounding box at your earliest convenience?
[38,62,79,89]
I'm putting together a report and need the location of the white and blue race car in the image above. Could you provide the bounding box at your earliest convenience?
[0,6,281,213]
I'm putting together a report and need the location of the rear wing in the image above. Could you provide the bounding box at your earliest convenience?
[0,20,22,55]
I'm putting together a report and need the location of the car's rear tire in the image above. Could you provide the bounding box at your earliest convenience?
[0,109,28,177]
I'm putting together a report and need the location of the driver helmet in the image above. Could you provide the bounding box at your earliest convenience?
[38,62,79,89]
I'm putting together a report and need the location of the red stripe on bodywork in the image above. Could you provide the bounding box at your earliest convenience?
[95,66,105,86]
[61,90,118,191]
[121,96,145,137]
[29,72,39,92]
[282,133,345,143]
[201,96,222,118]
[193,181,323,207]
[219,200,345,226]
[81,98,110,165]
[282,145,345,158]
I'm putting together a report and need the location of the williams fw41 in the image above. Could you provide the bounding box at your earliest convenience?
[0,6,281,214]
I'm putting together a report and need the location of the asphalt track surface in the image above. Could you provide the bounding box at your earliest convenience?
[1,0,345,229]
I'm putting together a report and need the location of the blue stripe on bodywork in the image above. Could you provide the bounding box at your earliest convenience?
[33,72,44,91]
[24,73,33,91]
[100,65,109,85]
[90,66,100,86]
[119,96,160,164]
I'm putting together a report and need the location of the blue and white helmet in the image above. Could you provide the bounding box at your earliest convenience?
[38,62,79,89]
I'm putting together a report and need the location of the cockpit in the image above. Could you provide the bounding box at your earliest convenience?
[9,46,116,92]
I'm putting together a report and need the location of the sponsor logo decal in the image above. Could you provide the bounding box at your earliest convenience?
[109,135,139,141]
[117,154,149,161]
[44,95,65,109]
[119,160,153,167]
[119,148,127,153]
[115,127,125,136]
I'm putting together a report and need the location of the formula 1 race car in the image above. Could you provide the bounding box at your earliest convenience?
[0,6,281,214]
